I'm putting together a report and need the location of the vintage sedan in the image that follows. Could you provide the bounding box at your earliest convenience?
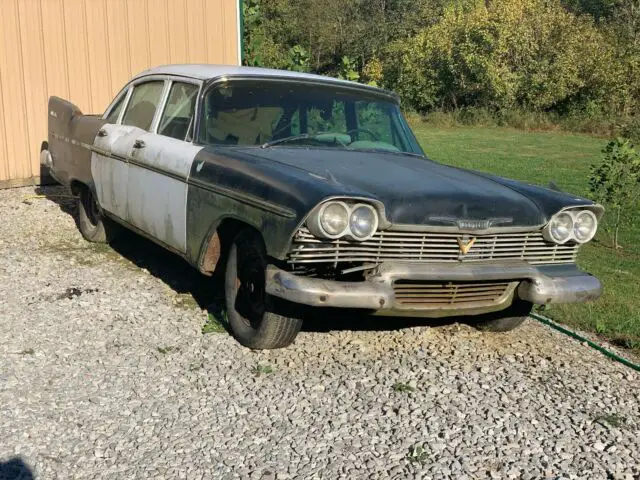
[43,64,603,349]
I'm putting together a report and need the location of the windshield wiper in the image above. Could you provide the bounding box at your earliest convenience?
[260,132,347,149]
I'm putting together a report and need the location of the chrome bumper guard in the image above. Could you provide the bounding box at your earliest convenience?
[265,261,602,314]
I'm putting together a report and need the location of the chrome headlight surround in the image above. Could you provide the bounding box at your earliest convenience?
[543,208,599,245]
[307,200,380,241]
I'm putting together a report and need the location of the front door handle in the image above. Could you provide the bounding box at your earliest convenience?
[133,139,145,149]
[97,128,108,137]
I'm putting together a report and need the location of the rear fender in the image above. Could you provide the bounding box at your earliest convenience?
[47,97,106,186]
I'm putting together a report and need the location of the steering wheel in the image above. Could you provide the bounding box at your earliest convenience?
[346,128,381,142]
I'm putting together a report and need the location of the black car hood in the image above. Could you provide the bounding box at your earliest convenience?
[227,147,594,228]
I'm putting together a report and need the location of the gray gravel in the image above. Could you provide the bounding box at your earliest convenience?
[1,185,639,479]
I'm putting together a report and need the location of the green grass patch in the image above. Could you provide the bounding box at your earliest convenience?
[202,312,227,334]
[392,382,416,393]
[251,364,274,376]
[412,124,640,355]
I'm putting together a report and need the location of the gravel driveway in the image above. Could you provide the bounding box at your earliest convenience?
[1,185,639,479]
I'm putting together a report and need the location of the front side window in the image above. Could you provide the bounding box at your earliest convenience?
[121,81,164,131]
[199,80,423,154]
[158,82,199,141]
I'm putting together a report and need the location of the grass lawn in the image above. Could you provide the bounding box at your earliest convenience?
[411,123,640,353]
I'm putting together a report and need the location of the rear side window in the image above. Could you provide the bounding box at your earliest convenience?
[121,81,164,130]
[105,92,126,124]
[158,82,199,141]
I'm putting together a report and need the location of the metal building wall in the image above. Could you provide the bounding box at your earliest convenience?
[0,0,240,187]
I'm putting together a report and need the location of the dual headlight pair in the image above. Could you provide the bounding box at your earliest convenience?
[543,209,598,244]
[307,200,379,241]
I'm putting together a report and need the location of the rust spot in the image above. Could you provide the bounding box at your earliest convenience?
[199,232,221,276]
[319,295,327,302]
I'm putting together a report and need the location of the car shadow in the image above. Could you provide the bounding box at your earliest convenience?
[38,187,462,333]
[0,457,34,480]
[33,184,77,218]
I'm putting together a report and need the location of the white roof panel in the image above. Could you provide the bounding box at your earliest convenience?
[133,64,395,97]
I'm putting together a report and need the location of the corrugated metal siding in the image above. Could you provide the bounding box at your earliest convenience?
[0,0,240,186]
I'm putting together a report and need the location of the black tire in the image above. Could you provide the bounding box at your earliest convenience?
[225,229,303,349]
[77,187,119,243]
[472,299,533,332]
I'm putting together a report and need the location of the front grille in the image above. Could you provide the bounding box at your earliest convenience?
[393,280,515,307]
[288,228,578,266]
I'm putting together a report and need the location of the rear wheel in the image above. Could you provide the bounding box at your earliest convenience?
[77,187,119,243]
[472,299,532,332]
[225,229,302,349]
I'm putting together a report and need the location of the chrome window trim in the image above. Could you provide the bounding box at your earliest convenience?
[154,77,203,142]
[149,79,171,134]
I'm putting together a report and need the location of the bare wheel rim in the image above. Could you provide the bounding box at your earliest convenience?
[234,242,267,329]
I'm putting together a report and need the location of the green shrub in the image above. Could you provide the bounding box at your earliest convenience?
[387,0,615,115]
[588,138,640,248]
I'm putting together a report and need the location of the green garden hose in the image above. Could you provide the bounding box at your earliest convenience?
[530,312,640,373]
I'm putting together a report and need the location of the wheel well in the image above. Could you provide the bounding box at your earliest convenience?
[199,218,264,276]
[69,180,86,196]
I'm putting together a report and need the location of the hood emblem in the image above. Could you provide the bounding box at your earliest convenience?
[428,216,513,229]
[457,237,477,255]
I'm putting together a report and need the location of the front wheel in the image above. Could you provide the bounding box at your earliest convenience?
[225,229,303,349]
[472,299,533,332]
[77,187,120,243]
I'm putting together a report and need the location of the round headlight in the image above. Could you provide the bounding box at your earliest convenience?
[349,204,378,240]
[573,210,598,243]
[548,212,573,243]
[318,201,349,238]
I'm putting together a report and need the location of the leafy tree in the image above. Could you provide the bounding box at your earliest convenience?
[589,138,640,248]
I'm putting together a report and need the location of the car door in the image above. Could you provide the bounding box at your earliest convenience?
[91,87,132,220]
[92,80,166,222]
[126,79,203,253]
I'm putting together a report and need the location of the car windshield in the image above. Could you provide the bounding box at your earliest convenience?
[199,80,423,155]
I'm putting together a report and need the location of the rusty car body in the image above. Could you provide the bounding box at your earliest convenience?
[44,64,603,348]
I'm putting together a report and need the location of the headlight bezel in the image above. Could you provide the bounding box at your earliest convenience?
[543,208,600,245]
[307,200,380,241]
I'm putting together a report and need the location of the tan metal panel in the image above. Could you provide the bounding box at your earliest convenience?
[168,0,189,63]
[106,0,133,96]
[186,0,209,64]
[147,0,171,66]
[18,0,50,177]
[126,0,151,78]
[0,70,7,181]
[0,0,240,184]
[0,0,30,181]
[204,0,225,64]
[223,0,239,64]
[41,0,71,101]
[62,0,92,115]
[85,0,112,114]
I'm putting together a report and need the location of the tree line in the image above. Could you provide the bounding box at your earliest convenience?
[242,0,639,134]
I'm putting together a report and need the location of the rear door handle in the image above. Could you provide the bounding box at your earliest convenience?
[97,128,108,137]
[133,139,145,149]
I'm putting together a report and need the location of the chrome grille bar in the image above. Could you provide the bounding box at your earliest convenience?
[288,227,578,265]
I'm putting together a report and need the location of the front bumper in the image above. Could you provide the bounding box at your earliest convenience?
[265,261,602,317]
